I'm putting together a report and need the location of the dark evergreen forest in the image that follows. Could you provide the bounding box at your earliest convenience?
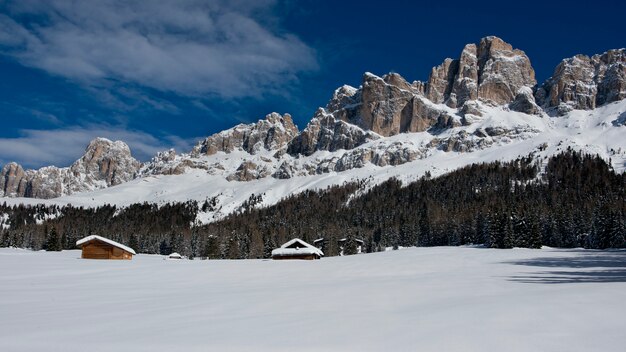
[1,150,624,258]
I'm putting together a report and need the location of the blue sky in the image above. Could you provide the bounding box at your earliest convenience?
[0,0,624,168]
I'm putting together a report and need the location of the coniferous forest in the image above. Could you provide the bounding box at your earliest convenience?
[1,151,624,258]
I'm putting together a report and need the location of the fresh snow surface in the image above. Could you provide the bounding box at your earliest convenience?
[1,247,625,351]
[3,100,626,224]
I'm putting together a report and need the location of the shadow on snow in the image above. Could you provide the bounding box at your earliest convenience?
[503,249,626,284]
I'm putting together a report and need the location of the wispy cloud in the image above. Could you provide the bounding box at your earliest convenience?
[0,125,200,169]
[0,102,63,125]
[0,0,318,99]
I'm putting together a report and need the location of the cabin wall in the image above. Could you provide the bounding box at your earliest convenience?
[81,241,132,260]
[272,254,319,260]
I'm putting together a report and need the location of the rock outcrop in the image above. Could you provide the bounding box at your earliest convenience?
[289,37,534,158]
[0,138,141,198]
[192,113,298,156]
[509,87,541,115]
[0,163,28,197]
[426,36,536,108]
[289,71,460,156]
[68,138,141,190]
[226,161,270,182]
[287,108,379,156]
[536,49,626,112]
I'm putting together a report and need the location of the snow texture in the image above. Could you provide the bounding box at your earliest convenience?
[1,247,625,351]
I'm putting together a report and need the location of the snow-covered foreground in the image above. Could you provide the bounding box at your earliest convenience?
[1,247,625,351]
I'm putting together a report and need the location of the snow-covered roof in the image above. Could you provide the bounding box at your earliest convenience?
[76,235,136,255]
[168,252,183,259]
[339,237,364,243]
[271,238,324,257]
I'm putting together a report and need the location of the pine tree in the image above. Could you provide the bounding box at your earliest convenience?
[128,234,139,253]
[343,235,358,255]
[263,234,276,259]
[527,212,542,249]
[45,227,61,251]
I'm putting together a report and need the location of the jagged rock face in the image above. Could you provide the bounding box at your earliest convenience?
[226,161,270,182]
[272,161,295,179]
[139,149,212,176]
[192,113,298,156]
[426,58,459,104]
[291,36,535,160]
[288,70,467,157]
[326,85,359,113]
[401,95,461,132]
[0,163,28,197]
[450,44,479,107]
[476,37,536,105]
[358,73,417,135]
[536,49,626,111]
[69,138,141,188]
[509,87,541,115]
[426,36,536,107]
[284,37,536,157]
[27,167,66,198]
[0,138,141,199]
[287,109,379,156]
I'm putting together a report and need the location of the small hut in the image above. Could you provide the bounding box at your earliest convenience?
[338,237,364,255]
[272,238,323,260]
[167,252,184,260]
[313,238,327,253]
[76,235,136,260]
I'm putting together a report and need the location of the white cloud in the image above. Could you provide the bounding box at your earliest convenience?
[0,125,200,169]
[0,0,318,98]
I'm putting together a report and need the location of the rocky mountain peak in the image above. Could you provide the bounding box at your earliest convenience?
[536,48,626,113]
[0,137,141,199]
[69,138,141,187]
[191,112,299,156]
[382,72,417,92]
[426,36,536,108]
[0,162,27,197]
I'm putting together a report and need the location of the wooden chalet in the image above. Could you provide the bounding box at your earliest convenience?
[338,237,364,255]
[76,235,136,260]
[272,238,323,260]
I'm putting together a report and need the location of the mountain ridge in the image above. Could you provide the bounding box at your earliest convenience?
[1,36,625,209]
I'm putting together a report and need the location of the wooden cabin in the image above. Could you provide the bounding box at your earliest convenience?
[338,237,364,255]
[76,235,136,260]
[313,238,327,253]
[272,238,323,260]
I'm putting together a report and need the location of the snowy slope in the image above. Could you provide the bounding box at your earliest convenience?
[3,100,625,224]
[1,246,625,351]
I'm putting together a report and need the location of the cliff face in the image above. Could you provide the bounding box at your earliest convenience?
[0,138,141,198]
[191,113,298,156]
[425,36,536,108]
[536,49,626,113]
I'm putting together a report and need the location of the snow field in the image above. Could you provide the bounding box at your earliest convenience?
[1,246,625,351]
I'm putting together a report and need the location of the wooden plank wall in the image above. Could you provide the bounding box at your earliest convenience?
[81,241,132,260]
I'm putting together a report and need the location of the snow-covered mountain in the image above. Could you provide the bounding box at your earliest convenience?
[2,36,625,223]
[0,138,140,198]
